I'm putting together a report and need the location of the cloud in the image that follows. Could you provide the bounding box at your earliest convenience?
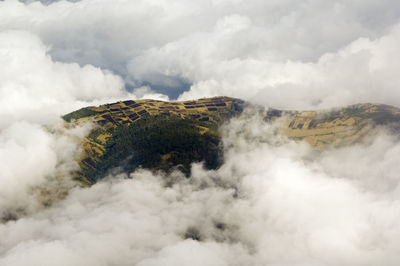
[133,20,400,109]
[0,29,132,220]
[0,30,130,127]
[1,115,400,265]
[0,0,399,102]
[0,24,168,222]
[0,120,90,220]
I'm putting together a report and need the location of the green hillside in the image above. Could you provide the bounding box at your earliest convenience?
[63,97,245,184]
[64,97,400,185]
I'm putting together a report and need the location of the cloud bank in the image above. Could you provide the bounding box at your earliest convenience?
[0,0,399,107]
[1,115,400,265]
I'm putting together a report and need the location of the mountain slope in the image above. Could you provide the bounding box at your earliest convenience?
[279,103,400,147]
[63,97,400,184]
[64,97,245,184]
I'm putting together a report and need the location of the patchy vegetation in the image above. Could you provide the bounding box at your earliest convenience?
[63,98,400,184]
[62,107,102,122]
[62,97,243,184]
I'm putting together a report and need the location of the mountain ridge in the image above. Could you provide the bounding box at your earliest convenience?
[63,97,400,184]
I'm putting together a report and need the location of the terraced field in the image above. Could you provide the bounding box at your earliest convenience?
[279,103,400,147]
[64,96,244,126]
[63,97,245,184]
[64,98,400,184]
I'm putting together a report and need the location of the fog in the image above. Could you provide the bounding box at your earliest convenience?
[1,0,400,265]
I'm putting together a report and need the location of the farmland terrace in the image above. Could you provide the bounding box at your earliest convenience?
[63,97,400,185]
[63,97,245,184]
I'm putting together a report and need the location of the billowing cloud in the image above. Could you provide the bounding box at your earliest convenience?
[132,19,400,109]
[0,6,173,221]
[0,28,129,219]
[1,115,400,265]
[0,0,399,103]
[190,26,400,108]
[0,121,90,219]
[0,30,128,127]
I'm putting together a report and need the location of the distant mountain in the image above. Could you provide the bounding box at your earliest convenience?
[276,103,400,147]
[63,97,400,184]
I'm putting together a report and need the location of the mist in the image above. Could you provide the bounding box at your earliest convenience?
[1,0,400,265]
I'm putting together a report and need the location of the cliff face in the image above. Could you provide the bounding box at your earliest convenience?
[63,97,400,184]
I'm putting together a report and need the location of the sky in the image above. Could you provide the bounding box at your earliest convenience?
[1,0,400,265]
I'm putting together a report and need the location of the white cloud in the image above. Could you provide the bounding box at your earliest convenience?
[0,30,129,127]
[0,0,399,102]
[0,29,131,220]
[0,121,89,219]
[133,21,400,109]
[1,115,400,265]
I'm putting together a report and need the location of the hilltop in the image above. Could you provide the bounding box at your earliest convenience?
[278,103,400,147]
[63,97,400,184]
[64,97,245,184]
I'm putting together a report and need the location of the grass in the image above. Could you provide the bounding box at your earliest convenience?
[63,107,102,122]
